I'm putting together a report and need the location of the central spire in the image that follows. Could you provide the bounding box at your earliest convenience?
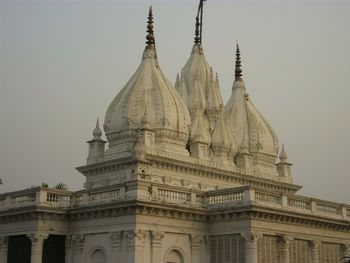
[146,6,155,47]
[194,0,206,45]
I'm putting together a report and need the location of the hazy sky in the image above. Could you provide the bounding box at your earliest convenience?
[1,0,349,204]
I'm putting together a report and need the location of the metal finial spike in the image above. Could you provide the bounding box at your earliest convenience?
[194,16,200,45]
[235,42,243,80]
[146,6,155,47]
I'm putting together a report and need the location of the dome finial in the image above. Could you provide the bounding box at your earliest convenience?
[279,144,288,162]
[146,6,155,47]
[235,41,243,80]
[194,0,206,45]
[93,118,102,139]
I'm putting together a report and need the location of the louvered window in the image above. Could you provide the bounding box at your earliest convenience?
[257,235,278,263]
[289,239,311,263]
[210,235,245,263]
[320,243,342,263]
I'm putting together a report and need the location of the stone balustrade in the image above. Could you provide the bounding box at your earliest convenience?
[157,189,191,203]
[0,185,349,222]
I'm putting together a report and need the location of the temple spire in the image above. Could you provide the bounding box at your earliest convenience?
[194,0,206,45]
[235,42,243,80]
[146,6,155,47]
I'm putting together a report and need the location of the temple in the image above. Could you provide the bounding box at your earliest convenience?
[0,3,349,263]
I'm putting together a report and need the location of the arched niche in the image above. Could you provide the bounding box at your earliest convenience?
[89,248,106,263]
[165,249,184,263]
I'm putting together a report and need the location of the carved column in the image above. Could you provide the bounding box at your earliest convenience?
[151,231,164,263]
[278,235,292,263]
[0,236,8,263]
[242,231,260,263]
[28,233,48,263]
[110,231,123,263]
[72,234,84,263]
[311,240,320,263]
[190,234,202,263]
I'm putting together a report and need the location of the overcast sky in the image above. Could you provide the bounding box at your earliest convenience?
[1,0,349,204]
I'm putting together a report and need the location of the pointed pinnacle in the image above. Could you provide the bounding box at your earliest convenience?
[175,73,180,88]
[279,144,288,162]
[235,42,243,80]
[93,118,102,139]
[146,6,155,47]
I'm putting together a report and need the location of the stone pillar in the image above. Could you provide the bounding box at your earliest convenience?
[28,233,48,263]
[278,235,292,263]
[311,240,320,263]
[0,236,8,263]
[190,234,202,263]
[110,231,123,263]
[242,231,260,263]
[72,234,84,263]
[151,231,164,263]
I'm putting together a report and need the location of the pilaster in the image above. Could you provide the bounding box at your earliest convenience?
[65,235,72,263]
[150,231,164,263]
[311,240,320,263]
[190,234,202,263]
[278,235,293,263]
[110,231,123,263]
[72,234,84,263]
[0,236,8,263]
[28,233,48,263]
[126,230,147,263]
[242,231,261,263]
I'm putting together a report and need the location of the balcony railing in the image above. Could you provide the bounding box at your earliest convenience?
[1,185,349,222]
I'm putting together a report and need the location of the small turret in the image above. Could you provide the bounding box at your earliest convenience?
[175,73,180,89]
[87,119,106,164]
[276,144,293,179]
[211,113,230,163]
[177,70,190,106]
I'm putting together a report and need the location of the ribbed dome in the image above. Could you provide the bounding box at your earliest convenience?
[104,8,191,155]
[181,44,211,112]
[225,45,279,159]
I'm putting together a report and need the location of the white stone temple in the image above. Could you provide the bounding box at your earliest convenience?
[0,3,349,263]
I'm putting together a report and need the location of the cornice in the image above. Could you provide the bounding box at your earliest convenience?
[147,153,301,193]
[0,206,68,224]
[208,205,350,232]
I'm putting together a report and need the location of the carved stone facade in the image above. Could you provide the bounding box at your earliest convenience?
[1,3,350,263]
